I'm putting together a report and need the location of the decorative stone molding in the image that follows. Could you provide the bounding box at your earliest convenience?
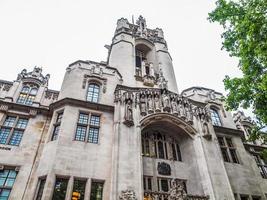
[194,106,212,139]
[82,74,107,93]
[115,85,212,128]
[168,179,187,200]
[119,189,137,200]
[44,90,59,101]
[29,109,37,117]
[0,104,9,112]
[16,67,50,86]
[115,15,166,45]
[0,82,12,92]
[157,162,171,176]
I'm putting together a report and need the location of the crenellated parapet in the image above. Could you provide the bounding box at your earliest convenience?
[115,15,166,45]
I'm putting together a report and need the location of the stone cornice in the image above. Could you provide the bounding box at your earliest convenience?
[0,100,49,116]
[49,98,114,113]
[68,60,122,79]
[214,126,244,136]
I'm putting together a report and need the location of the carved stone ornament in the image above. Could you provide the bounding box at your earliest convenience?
[114,86,198,127]
[119,189,137,200]
[0,82,12,92]
[157,162,171,176]
[16,67,50,86]
[123,92,134,127]
[168,179,187,200]
[82,74,107,93]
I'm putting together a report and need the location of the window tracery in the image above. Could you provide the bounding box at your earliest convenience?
[17,84,39,105]
[142,131,182,161]
[210,108,222,126]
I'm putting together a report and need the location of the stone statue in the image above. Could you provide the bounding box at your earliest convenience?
[147,94,154,113]
[177,98,185,118]
[17,69,27,80]
[158,68,168,90]
[154,93,161,112]
[32,67,42,78]
[125,100,133,121]
[171,96,178,114]
[168,179,187,200]
[119,189,137,200]
[43,74,50,85]
[162,90,170,112]
[140,94,147,116]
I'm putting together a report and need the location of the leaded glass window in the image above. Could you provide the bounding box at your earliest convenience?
[86,83,100,103]
[0,116,28,146]
[17,85,38,105]
[210,109,222,126]
[0,169,17,199]
[75,113,100,144]
[218,136,239,164]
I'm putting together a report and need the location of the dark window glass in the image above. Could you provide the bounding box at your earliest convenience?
[226,138,233,147]
[0,169,17,199]
[72,179,86,200]
[51,112,63,141]
[88,128,99,144]
[147,178,152,190]
[210,109,222,126]
[35,178,46,200]
[252,197,261,200]
[158,141,165,159]
[87,84,100,103]
[161,179,168,192]
[52,178,69,200]
[221,148,230,162]
[218,137,225,146]
[145,140,150,156]
[90,181,104,200]
[51,125,60,141]
[176,144,182,161]
[240,196,249,200]
[172,143,177,161]
[143,177,146,190]
[230,149,239,164]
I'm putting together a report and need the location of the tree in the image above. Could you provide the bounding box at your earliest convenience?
[208,0,267,157]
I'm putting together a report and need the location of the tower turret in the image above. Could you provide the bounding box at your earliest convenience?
[108,16,178,93]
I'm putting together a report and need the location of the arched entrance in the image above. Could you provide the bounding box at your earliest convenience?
[140,114,205,200]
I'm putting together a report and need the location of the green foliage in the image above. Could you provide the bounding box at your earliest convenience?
[208,0,267,143]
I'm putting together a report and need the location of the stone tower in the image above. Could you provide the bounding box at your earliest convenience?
[108,16,178,93]
[0,16,266,200]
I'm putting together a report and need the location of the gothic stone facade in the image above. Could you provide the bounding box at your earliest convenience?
[0,16,267,200]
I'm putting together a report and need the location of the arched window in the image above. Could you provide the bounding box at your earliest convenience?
[210,109,222,126]
[86,83,100,103]
[17,85,38,105]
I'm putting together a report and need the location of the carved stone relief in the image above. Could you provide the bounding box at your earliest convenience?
[168,179,187,200]
[157,162,171,176]
[119,189,137,200]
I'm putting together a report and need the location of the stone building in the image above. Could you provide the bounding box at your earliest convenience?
[0,16,266,200]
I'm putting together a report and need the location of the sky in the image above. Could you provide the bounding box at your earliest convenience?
[0,0,241,95]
